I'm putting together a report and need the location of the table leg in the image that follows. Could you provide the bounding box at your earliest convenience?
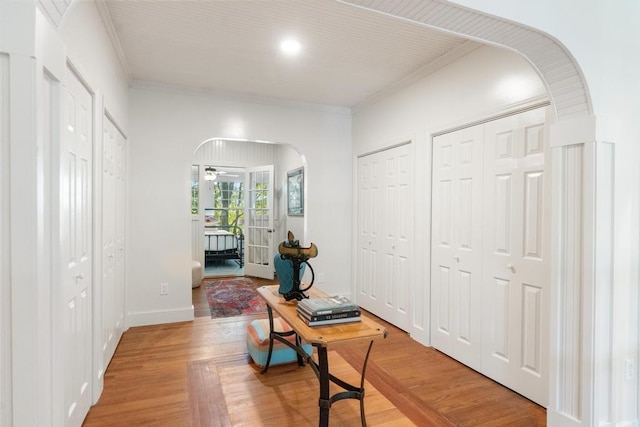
[317,346,330,427]
[315,341,373,427]
[262,305,305,374]
[262,306,275,374]
[359,341,374,427]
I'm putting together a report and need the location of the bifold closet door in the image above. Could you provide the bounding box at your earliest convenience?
[430,125,484,371]
[481,108,550,406]
[356,143,413,331]
[430,106,550,407]
[102,116,126,370]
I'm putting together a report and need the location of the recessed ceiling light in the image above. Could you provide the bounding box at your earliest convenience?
[280,38,302,56]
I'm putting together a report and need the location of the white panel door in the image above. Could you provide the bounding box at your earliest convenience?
[356,154,382,316]
[357,143,413,331]
[431,126,484,370]
[101,116,126,368]
[244,165,274,279]
[61,67,93,426]
[114,127,126,343]
[102,119,115,366]
[481,108,549,406]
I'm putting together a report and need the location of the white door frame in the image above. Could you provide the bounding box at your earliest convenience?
[0,52,10,427]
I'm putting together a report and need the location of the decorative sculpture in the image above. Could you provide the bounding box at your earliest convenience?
[274,231,318,301]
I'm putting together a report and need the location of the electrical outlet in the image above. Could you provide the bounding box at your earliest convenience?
[160,283,169,295]
[318,273,325,283]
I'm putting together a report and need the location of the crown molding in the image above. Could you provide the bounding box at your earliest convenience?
[95,0,132,81]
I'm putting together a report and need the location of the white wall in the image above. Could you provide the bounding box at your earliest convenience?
[127,86,351,325]
[353,45,547,153]
[0,50,10,427]
[58,1,129,129]
[276,144,305,243]
[0,4,39,424]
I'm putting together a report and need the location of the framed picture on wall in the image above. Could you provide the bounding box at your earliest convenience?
[287,167,304,216]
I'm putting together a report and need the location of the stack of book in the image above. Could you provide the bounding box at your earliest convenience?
[297,295,361,326]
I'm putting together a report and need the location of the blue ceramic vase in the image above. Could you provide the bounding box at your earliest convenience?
[274,254,306,295]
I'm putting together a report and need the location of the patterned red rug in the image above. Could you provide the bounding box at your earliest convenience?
[204,277,267,318]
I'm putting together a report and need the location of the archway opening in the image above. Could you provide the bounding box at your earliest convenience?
[190,138,307,317]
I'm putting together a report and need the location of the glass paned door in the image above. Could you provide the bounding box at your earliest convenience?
[244,165,274,279]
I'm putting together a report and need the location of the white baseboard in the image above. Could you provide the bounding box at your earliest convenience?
[126,306,194,327]
[547,407,639,427]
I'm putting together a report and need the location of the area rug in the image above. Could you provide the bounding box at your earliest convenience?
[205,277,267,318]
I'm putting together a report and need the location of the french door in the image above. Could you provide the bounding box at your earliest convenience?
[244,165,274,279]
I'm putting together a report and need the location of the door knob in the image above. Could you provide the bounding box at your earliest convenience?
[453,255,460,262]
[507,264,515,273]
[75,273,84,280]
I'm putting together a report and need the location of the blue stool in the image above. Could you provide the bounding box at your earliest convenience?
[246,317,313,368]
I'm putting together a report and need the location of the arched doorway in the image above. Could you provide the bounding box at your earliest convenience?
[190,138,307,316]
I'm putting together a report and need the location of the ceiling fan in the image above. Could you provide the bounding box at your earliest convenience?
[204,166,240,181]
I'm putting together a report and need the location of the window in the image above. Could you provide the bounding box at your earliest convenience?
[204,181,244,232]
[191,165,199,214]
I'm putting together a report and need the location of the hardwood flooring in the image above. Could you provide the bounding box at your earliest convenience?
[83,278,546,426]
[192,277,212,318]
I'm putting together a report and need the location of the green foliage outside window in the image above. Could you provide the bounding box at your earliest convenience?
[191,164,247,233]
[209,181,244,229]
[254,183,267,209]
[191,165,199,214]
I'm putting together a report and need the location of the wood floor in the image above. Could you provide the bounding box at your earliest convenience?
[83,278,546,426]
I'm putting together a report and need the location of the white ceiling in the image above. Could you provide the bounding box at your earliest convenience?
[102,0,480,108]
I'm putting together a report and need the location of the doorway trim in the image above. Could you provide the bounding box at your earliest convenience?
[191,138,308,281]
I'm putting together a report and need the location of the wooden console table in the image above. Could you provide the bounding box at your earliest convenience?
[256,285,387,427]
